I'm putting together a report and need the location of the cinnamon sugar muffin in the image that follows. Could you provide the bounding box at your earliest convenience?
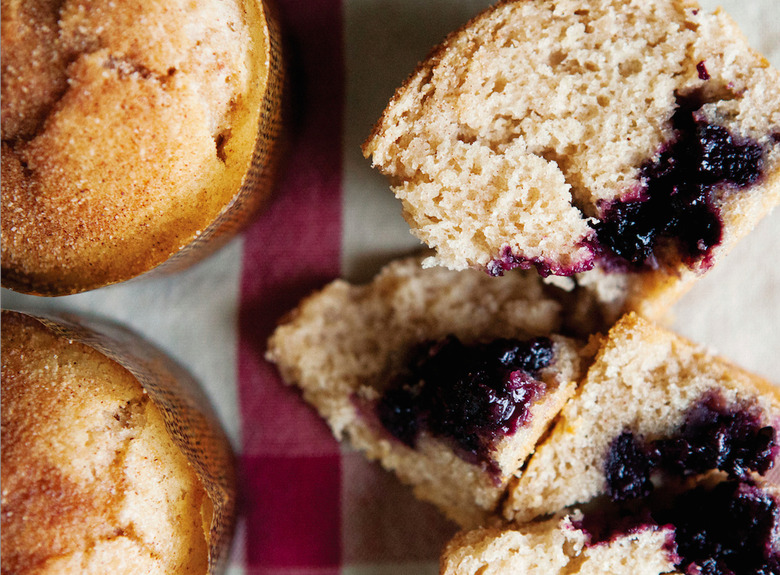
[503,313,780,524]
[267,256,592,527]
[1,310,234,574]
[363,0,780,320]
[1,0,284,295]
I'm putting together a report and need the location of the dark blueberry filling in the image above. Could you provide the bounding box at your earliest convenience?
[589,391,780,573]
[604,431,656,501]
[592,92,765,270]
[655,391,777,479]
[604,391,777,501]
[487,245,596,278]
[659,481,780,575]
[376,335,554,472]
[576,481,780,575]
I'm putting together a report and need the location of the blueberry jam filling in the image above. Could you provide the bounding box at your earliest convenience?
[605,391,777,501]
[592,92,765,270]
[585,391,780,573]
[655,392,777,479]
[576,481,780,575]
[376,335,554,472]
[604,431,656,501]
[487,244,595,278]
[659,481,780,575]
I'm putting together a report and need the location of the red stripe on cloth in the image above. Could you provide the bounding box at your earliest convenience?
[241,455,342,571]
[237,0,345,569]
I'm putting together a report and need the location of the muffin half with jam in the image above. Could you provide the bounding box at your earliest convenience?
[504,313,780,523]
[267,256,594,527]
[363,0,780,321]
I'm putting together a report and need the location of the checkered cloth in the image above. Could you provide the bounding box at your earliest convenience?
[3,1,779,574]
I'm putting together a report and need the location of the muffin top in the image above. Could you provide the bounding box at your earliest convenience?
[1,311,211,574]
[1,0,269,294]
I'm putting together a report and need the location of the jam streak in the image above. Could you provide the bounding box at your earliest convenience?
[606,391,777,502]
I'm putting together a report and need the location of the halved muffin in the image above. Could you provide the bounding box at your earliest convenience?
[267,256,594,527]
[363,0,780,320]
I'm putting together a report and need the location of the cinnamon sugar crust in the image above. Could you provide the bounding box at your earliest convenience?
[1,311,211,574]
[1,0,272,295]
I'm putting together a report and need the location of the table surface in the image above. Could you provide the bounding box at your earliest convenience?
[3,1,779,573]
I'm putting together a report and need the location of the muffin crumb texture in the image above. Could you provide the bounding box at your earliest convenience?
[440,512,678,575]
[1,313,211,575]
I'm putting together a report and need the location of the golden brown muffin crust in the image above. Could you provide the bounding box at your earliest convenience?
[0,0,68,140]
[1,311,210,574]
[1,0,271,295]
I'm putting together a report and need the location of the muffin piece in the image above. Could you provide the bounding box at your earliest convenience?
[266,256,590,527]
[443,479,780,575]
[1,310,233,574]
[503,313,780,524]
[363,0,780,320]
[440,510,677,575]
[1,0,284,295]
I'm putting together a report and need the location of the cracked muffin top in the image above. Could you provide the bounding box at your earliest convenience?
[1,0,275,295]
[0,310,212,574]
